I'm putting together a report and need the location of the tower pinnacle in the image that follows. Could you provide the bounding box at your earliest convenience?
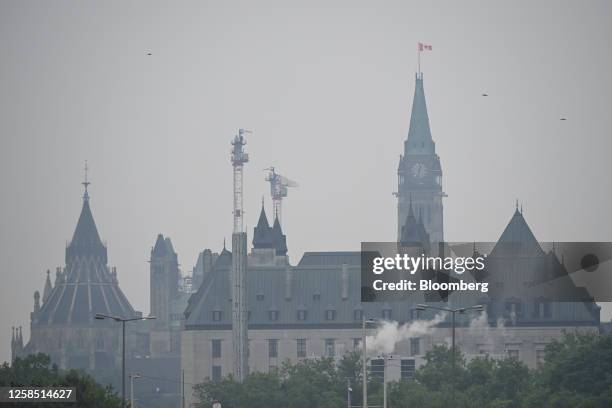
[82,161,90,202]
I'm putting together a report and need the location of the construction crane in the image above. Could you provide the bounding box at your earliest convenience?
[265,167,298,225]
[230,128,251,382]
[231,129,251,233]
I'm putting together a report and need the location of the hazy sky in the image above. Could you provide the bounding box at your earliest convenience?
[1,0,611,363]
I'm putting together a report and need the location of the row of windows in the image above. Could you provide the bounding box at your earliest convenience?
[211,308,420,322]
[211,337,421,359]
[503,299,553,319]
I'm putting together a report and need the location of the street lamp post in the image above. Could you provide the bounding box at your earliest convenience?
[361,317,376,408]
[94,313,156,406]
[416,304,484,405]
[129,373,141,407]
[347,379,352,408]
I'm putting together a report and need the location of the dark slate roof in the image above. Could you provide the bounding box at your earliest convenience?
[66,199,107,261]
[184,207,599,329]
[405,73,435,155]
[253,206,275,249]
[491,209,544,257]
[35,196,137,326]
[297,252,361,267]
[184,255,414,329]
[252,205,288,255]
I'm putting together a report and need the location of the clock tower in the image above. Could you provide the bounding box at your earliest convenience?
[396,73,445,244]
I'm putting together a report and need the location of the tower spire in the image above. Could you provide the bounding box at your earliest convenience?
[408,194,414,217]
[82,161,90,202]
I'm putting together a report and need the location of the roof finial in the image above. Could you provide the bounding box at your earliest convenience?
[82,160,90,202]
[520,203,523,214]
[223,237,226,250]
[515,198,518,210]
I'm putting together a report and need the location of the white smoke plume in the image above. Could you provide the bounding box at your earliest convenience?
[467,311,510,345]
[365,313,447,355]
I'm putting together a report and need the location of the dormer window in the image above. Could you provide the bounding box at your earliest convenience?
[256,291,265,301]
[313,291,321,301]
[382,308,392,320]
[297,307,307,321]
[505,299,523,319]
[354,309,363,321]
[212,310,222,321]
[325,309,336,321]
[269,310,279,321]
[533,298,551,318]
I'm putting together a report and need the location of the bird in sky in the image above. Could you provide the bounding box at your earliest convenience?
[560,118,567,121]
[481,93,488,97]
[146,52,152,56]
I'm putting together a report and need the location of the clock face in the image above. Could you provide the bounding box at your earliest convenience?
[411,163,426,178]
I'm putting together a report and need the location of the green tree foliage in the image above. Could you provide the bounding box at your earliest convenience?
[0,353,124,407]
[193,333,612,408]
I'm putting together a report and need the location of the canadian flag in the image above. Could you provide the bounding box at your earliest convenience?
[418,43,432,51]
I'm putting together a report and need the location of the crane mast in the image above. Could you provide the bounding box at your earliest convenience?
[230,128,250,381]
[231,129,250,233]
[265,167,298,225]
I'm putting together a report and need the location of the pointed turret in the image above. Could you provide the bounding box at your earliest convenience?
[253,203,274,249]
[400,197,430,251]
[34,291,40,313]
[256,201,270,229]
[405,73,435,155]
[66,173,107,262]
[272,216,288,256]
[42,270,52,304]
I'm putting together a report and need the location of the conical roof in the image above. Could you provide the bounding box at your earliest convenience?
[253,204,275,249]
[36,188,137,325]
[66,198,107,261]
[491,208,544,257]
[256,205,270,229]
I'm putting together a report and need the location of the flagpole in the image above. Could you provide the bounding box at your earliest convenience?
[417,43,421,74]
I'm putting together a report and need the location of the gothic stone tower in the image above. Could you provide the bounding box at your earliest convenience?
[150,234,179,329]
[397,73,445,245]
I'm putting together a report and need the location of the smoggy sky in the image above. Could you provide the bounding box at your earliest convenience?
[1,0,611,363]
